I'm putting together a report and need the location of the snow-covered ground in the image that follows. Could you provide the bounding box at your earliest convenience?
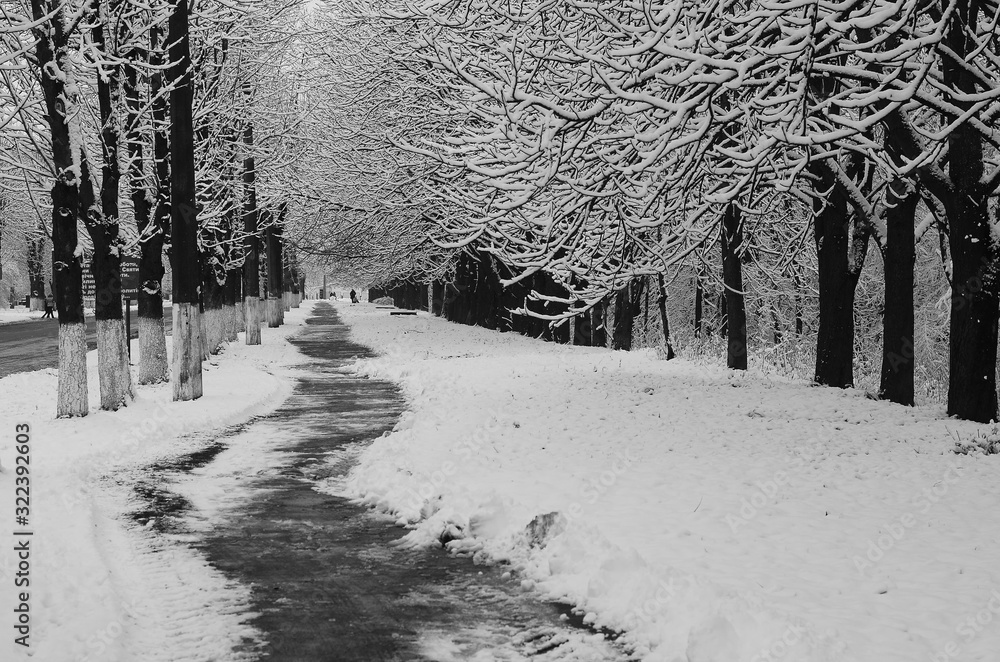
[332,303,1000,662]
[0,308,312,661]
[0,307,42,325]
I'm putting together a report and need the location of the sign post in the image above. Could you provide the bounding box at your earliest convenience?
[120,255,140,360]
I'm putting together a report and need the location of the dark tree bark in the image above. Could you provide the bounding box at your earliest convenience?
[591,298,608,347]
[88,0,133,410]
[694,270,704,337]
[656,273,676,359]
[265,218,283,327]
[30,0,88,416]
[282,233,294,313]
[718,290,728,338]
[941,0,999,422]
[417,281,429,311]
[201,257,226,353]
[879,177,918,406]
[27,234,45,310]
[225,260,243,336]
[88,1,123,326]
[612,284,633,350]
[811,157,870,388]
[792,261,804,335]
[573,307,593,346]
[722,204,748,370]
[168,0,203,400]
[432,280,444,315]
[449,250,490,327]
[127,27,168,384]
[495,259,528,333]
[242,100,262,345]
[224,264,240,337]
[608,278,646,350]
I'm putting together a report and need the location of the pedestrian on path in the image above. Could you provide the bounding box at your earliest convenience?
[350,289,359,304]
[42,294,55,319]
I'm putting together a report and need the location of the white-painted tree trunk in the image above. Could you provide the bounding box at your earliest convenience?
[204,308,226,354]
[267,298,282,328]
[30,297,45,312]
[57,322,88,417]
[199,308,209,360]
[97,319,135,410]
[245,296,261,345]
[222,304,238,342]
[283,292,291,312]
[172,302,203,401]
[234,302,245,335]
[138,316,169,384]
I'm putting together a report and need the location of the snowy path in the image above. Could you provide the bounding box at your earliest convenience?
[138,303,624,661]
[0,304,306,662]
[333,303,1000,662]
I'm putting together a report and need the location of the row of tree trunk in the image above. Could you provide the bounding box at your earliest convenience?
[30,0,298,417]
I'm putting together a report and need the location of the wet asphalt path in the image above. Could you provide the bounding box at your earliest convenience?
[0,306,173,378]
[131,303,625,661]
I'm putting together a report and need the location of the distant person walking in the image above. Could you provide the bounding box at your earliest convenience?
[350,289,359,304]
[41,294,55,318]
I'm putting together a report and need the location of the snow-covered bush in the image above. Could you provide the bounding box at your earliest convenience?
[953,427,1000,456]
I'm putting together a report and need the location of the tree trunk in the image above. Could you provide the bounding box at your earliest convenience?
[242,93,261,345]
[722,204,748,370]
[694,270,704,337]
[27,235,46,310]
[656,274,676,360]
[718,290,728,338]
[88,1,133,410]
[202,259,226,354]
[792,261,804,335]
[418,281,429,311]
[812,159,867,388]
[612,284,633,350]
[942,0,998,422]
[224,264,242,341]
[879,178,918,406]
[282,223,294,313]
[266,222,283,328]
[128,28,168,385]
[81,154,134,411]
[168,0,203,401]
[31,0,88,417]
[589,298,607,347]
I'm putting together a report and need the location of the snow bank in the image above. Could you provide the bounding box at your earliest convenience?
[0,309,41,326]
[0,304,315,661]
[332,303,1000,662]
